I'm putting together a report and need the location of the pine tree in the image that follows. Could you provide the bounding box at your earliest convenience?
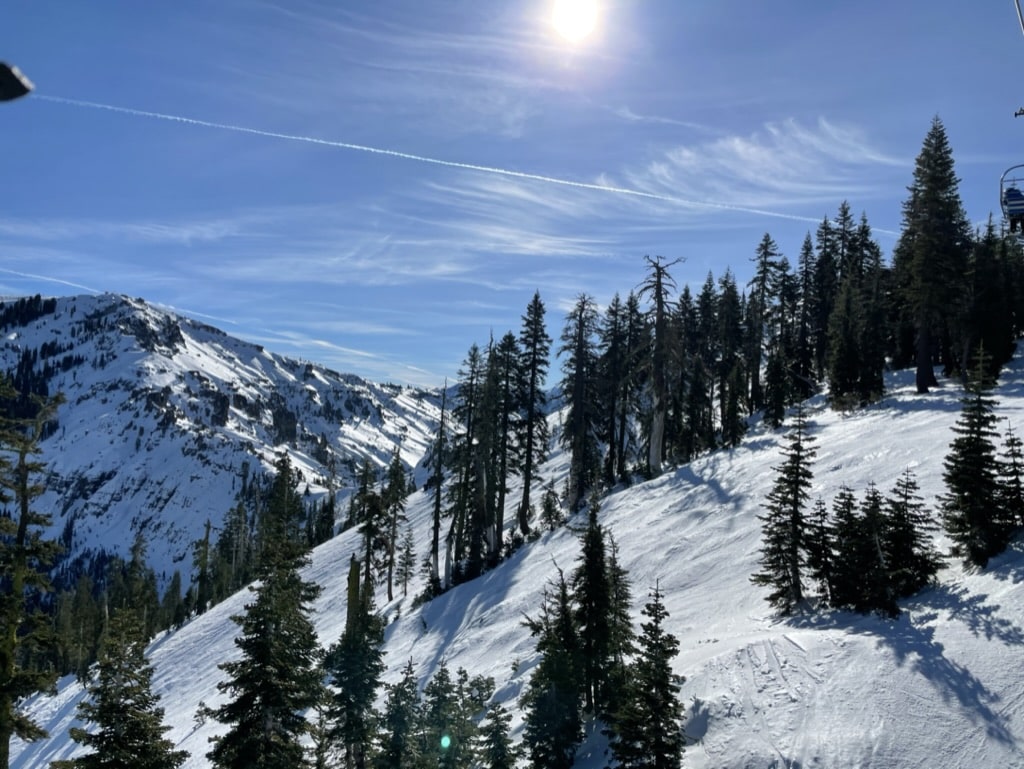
[559,294,602,511]
[520,571,583,769]
[571,499,612,716]
[206,543,324,769]
[639,256,681,476]
[382,448,409,602]
[751,404,815,614]
[477,701,520,769]
[854,484,898,617]
[610,583,684,769]
[827,486,861,610]
[416,662,490,769]
[375,660,420,769]
[0,388,63,768]
[396,524,417,598]
[892,117,973,392]
[598,293,630,487]
[999,423,1024,529]
[884,469,942,598]
[426,383,447,597]
[939,354,1008,568]
[325,578,385,769]
[603,534,636,723]
[52,609,188,769]
[804,498,836,606]
[517,292,552,536]
[748,234,784,412]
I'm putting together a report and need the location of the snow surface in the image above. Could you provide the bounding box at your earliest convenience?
[12,352,1024,768]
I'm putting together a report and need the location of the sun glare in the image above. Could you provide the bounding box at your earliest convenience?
[552,0,599,44]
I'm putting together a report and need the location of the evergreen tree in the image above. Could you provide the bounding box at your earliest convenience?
[610,583,684,769]
[751,404,815,614]
[639,256,681,476]
[812,216,840,380]
[0,389,63,768]
[476,701,520,769]
[892,117,973,392]
[484,331,525,562]
[827,486,862,610]
[601,535,636,737]
[748,234,784,412]
[416,662,490,769]
[206,539,324,769]
[382,448,409,602]
[939,355,1009,568]
[520,571,582,769]
[325,579,385,769]
[517,292,552,536]
[396,524,417,599]
[826,271,863,407]
[445,344,487,586]
[52,609,187,769]
[571,499,612,716]
[804,498,836,606]
[559,294,602,511]
[884,469,943,598]
[999,423,1024,529]
[426,383,447,596]
[792,233,818,399]
[598,293,630,487]
[375,660,420,769]
[853,484,898,617]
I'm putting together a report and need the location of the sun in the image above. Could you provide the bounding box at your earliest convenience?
[551,0,599,44]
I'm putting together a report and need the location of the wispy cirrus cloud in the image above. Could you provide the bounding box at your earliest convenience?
[615,117,909,234]
[0,212,271,245]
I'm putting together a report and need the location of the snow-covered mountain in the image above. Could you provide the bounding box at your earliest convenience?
[0,293,442,582]
[9,294,1024,768]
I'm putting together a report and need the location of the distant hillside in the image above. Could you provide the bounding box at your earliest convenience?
[0,293,442,582]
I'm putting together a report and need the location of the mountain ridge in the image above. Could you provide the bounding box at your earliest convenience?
[0,292,442,582]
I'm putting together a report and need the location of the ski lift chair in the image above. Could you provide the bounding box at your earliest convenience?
[1000,165,1024,238]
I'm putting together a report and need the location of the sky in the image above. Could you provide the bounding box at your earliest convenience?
[3,1,1024,387]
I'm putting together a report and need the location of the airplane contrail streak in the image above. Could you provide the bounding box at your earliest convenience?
[34,94,894,234]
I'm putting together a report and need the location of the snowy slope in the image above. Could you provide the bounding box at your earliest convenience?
[0,293,442,582]
[13,343,1024,768]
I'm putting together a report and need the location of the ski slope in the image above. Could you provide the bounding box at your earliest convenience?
[13,356,1024,768]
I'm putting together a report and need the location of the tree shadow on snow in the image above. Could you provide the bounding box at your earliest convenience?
[987,539,1024,584]
[858,614,1013,745]
[915,582,1024,646]
[795,597,1016,747]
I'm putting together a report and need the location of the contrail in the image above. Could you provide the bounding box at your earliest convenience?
[0,267,101,294]
[34,94,891,234]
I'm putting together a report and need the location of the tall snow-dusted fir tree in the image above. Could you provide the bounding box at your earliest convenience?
[52,609,188,769]
[751,403,816,614]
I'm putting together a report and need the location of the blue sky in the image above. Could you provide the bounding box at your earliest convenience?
[3,1,1022,387]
